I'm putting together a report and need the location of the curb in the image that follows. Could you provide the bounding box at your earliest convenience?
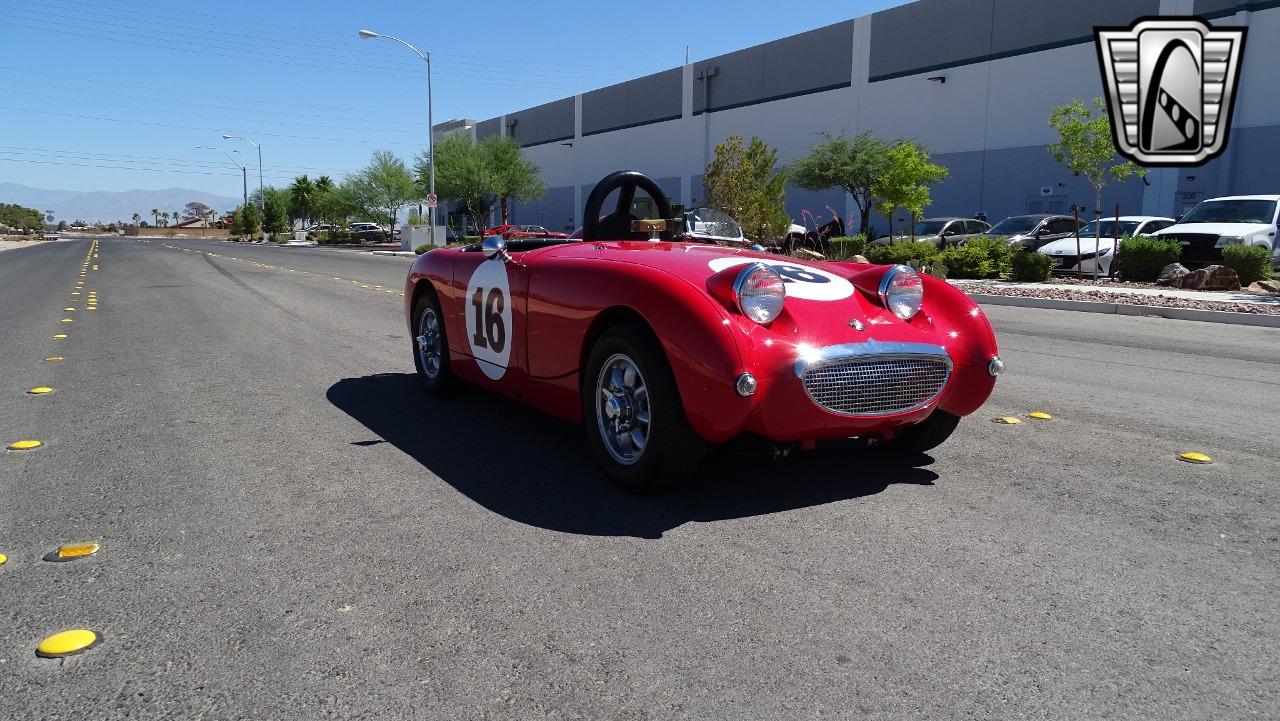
[369,250,417,257]
[967,293,1280,329]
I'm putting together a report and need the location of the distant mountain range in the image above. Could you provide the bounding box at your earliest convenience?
[0,182,241,223]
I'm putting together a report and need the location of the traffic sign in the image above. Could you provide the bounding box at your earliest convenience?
[425,194,438,208]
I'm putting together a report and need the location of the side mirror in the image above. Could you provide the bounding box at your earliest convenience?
[482,236,509,262]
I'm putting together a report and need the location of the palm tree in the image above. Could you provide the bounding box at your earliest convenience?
[160,211,170,227]
[173,209,182,226]
[151,208,160,226]
[289,175,315,227]
[131,213,141,226]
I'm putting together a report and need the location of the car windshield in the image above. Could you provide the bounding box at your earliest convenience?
[686,208,742,240]
[1079,220,1141,238]
[911,220,948,236]
[1179,199,1278,225]
[985,217,1042,235]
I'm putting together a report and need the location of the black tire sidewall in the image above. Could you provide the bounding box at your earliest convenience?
[412,293,452,394]
[583,326,702,493]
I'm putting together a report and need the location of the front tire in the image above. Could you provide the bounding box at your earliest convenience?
[412,293,453,394]
[886,410,960,454]
[583,326,704,493]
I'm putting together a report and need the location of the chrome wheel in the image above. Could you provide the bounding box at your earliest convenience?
[595,353,651,466]
[416,307,442,379]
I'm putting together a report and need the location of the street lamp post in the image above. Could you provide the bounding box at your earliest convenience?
[359,28,434,251]
[224,132,263,239]
[197,145,248,208]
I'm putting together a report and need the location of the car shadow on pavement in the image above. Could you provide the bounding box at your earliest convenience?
[327,373,939,539]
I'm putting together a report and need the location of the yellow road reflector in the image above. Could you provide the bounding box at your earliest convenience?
[360,285,369,288]
[52,334,68,339]
[71,292,80,295]
[1179,452,1213,464]
[28,387,54,395]
[384,290,395,294]
[86,307,97,311]
[992,416,1022,424]
[45,356,63,362]
[0,552,6,565]
[63,307,75,311]
[36,629,98,658]
[56,542,99,559]
[7,440,43,450]
[1027,412,1053,421]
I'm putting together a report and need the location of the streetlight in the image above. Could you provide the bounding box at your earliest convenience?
[359,28,435,251]
[197,145,248,208]
[222,134,263,212]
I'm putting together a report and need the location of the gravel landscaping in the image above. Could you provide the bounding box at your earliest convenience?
[964,283,1280,315]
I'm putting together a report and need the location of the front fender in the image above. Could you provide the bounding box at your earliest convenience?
[525,259,752,442]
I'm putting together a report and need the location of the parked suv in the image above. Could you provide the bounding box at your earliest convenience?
[971,214,1079,250]
[870,217,991,249]
[1151,195,1280,267]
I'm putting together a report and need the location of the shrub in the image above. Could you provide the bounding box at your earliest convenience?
[866,241,940,267]
[959,235,1015,277]
[414,243,433,255]
[1221,243,1273,285]
[826,234,868,260]
[1010,248,1054,282]
[939,244,996,279]
[1116,236,1181,281]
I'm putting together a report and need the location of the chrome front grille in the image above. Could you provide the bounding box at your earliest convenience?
[801,353,951,416]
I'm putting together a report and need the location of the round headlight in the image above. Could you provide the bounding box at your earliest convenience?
[733,263,786,324]
[878,264,924,320]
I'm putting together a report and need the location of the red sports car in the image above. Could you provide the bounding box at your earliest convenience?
[482,224,570,240]
[407,171,1003,492]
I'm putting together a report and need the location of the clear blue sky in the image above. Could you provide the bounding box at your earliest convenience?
[0,0,903,197]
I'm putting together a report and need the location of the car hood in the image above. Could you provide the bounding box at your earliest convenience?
[533,241,995,363]
[1037,237,1116,254]
[1155,222,1273,236]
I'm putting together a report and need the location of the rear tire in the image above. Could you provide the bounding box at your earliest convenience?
[583,325,704,493]
[887,410,960,454]
[412,292,453,395]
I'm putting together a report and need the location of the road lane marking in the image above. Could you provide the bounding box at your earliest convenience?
[1179,452,1213,464]
[28,387,54,395]
[7,440,43,450]
[55,542,100,560]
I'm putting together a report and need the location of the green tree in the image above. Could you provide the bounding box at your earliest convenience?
[160,211,170,227]
[788,131,892,236]
[232,203,261,238]
[184,201,212,224]
[1048,97,1145,226]
[872,140,948,239]
[484,137,546,225]
[288,175,316,226]
[703,135,790,243]
[344,150,417,231]
[151,208,160,227]
[419,134,495,236]
[261,187,290,236]
[314,181,355,229]
[0,203,45,230]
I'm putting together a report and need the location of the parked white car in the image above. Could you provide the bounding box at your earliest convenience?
[1151,195,1279,267]
[1037,216,1176,276]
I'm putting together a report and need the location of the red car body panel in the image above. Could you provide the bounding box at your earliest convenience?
[406,241,998,445]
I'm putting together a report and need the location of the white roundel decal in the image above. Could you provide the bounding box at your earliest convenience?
[464,260,512,380]
[707,257,854,301]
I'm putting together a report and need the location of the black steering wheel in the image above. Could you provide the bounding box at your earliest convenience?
[581,171,674,242]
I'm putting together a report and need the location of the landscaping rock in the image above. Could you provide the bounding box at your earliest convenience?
[1246,279,1280,295]
[851,254,870,264]
[1156,263,1190,286]
[794,248,825,260]
[1168,264,1241,291]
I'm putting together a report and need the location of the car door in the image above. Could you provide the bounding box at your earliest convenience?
[446,248,532,397]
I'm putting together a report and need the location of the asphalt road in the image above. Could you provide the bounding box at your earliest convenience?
[1,236,1276,720]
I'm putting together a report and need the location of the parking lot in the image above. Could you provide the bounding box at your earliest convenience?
[1,236,1277,719]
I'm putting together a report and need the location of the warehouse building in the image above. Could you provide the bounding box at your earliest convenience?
[445,0,1279,235]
